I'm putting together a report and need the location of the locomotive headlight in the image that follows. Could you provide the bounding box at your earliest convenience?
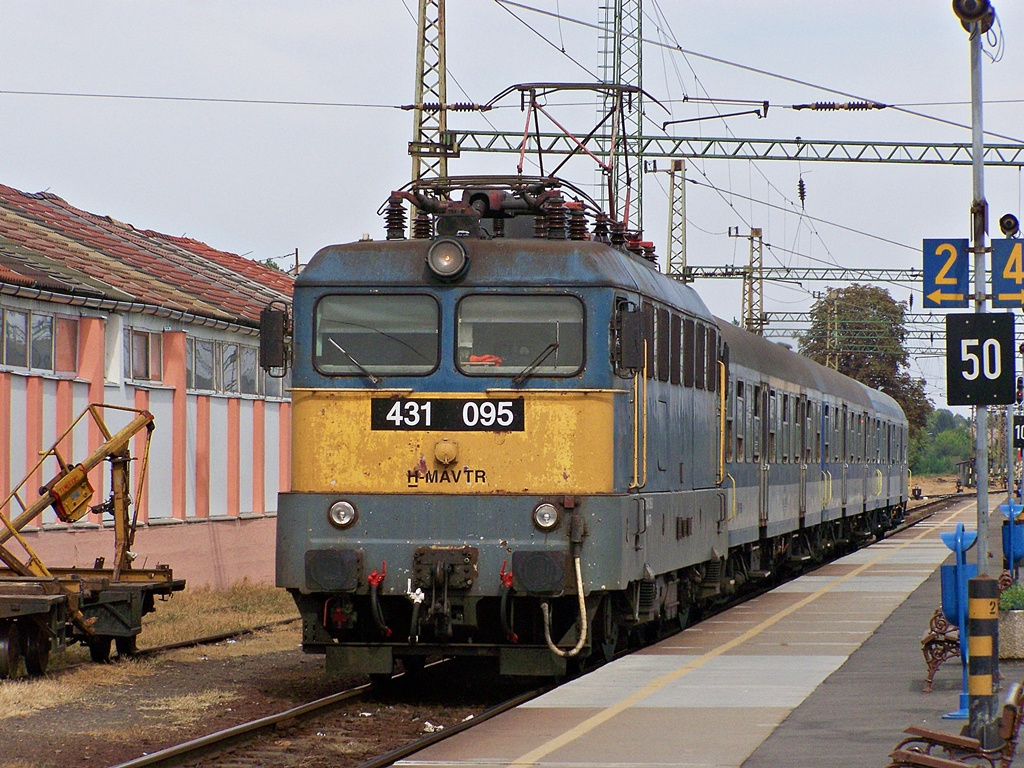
[532,503,561,532]
[328,500,358,529]
[426,238,469,280]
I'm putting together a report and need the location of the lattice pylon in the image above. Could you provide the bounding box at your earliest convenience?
[597,0,643,232]
[410,0,448,184]
[666,159,687,279]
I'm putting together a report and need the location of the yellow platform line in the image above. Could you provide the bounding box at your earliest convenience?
[509,506,970,767]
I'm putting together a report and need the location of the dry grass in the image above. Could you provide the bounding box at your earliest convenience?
[0,659,155,721]
[137,689,239,727]
[139,578,298,648]
[159,622,301,664]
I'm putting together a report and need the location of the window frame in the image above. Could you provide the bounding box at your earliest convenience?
[313,292,441,378]
[455,292,586,379]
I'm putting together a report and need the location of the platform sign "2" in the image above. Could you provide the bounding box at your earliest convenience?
[946,313,1015,406]
[923,239,969,308]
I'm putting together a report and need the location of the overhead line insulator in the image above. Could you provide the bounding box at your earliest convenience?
[792,101,887,111]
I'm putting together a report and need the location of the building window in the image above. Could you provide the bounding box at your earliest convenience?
[193,339,216,390]
[222,343,239,393]
[0,308,78,374]
[240,346,259,395]
[185,337,274,396]
[30,314,53,370]
[124,328,162,382]
[4,310,27,367]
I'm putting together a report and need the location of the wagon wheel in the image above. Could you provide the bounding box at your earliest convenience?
[115,635,138,658]
[88,635,113,663]
[22,623,50,677]
[0,621,21,679]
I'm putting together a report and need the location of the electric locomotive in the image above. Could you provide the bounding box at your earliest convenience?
[262,176,908,678]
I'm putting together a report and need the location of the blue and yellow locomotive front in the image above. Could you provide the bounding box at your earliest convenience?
[276,234,667,676]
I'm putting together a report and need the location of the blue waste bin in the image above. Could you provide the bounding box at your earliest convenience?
[1005,520,1024,567]
[940,562,978,624]
[1000,501,1024,518]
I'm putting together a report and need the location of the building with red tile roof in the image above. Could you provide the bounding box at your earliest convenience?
[0,183,293,588]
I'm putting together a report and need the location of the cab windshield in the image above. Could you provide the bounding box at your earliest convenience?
[457,295,584,376]
[314,294,439,376]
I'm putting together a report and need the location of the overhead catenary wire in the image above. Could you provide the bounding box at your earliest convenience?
[493,0,1024,145]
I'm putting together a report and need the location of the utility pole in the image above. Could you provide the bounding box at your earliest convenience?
[952,0,998,745]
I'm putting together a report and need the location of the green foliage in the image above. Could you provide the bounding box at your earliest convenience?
[256,257,283,271]
[911,408,972,475]
[799,284,933,442]
[1000,582,1024,611]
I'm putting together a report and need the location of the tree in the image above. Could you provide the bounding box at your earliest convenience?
[911,409,972,474]
[799,284,933,440]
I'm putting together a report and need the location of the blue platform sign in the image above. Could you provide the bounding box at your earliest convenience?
[992,238,1024,308]
[923,239,969,308]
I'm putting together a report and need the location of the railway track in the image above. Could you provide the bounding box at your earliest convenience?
[108,662,547,768]
[100,497,965,768]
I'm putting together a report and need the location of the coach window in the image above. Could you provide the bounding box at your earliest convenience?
[694,323,706,390]
[682,318,695,387]
[457,295,583,377]
[752,385,762,462]
[735,380,746,462]
[823,404,831,463]
[706,327,718,392]
[656,308,670,382]
[781,393,790,463]
[315,294,439,376]
[725,380,734,462]
[642,302,655,379]
[670,314,682,385]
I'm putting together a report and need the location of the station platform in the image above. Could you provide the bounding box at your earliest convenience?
[399,496,1024,768]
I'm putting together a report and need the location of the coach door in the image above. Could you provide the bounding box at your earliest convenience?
[798,395,807,526]
[758,384,770,536]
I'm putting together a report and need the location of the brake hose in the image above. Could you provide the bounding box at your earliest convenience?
[540,555,588,658]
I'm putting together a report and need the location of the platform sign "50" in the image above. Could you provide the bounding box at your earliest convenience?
[946,313,1015,406]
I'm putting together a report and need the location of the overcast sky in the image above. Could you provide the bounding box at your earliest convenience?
[2,1,1023,408]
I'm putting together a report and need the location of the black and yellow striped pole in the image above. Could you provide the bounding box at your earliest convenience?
[968,575,1001,748]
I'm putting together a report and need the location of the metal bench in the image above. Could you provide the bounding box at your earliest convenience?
[887,682,1023,768]
[921,572,1012,693]
[922,608,960,693]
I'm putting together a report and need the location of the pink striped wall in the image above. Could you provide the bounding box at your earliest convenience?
[2,317,290,586]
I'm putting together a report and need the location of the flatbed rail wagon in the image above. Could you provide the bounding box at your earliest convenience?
[0,404,185,677]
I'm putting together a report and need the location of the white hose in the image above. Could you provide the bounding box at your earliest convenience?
[540,556,588,658]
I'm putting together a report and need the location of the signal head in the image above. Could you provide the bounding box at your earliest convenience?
[952,0,995,31]
[1000,213,1020,238]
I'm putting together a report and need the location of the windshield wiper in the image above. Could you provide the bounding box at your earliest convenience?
[328,338,381,385]
[513,343,558,385]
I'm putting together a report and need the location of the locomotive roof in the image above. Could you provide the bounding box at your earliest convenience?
[716,318,906,423]
[300,237,716,323]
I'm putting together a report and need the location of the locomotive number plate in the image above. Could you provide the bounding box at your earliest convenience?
[370,397,524,431]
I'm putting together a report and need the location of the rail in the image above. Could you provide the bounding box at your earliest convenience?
[108,669,549,768]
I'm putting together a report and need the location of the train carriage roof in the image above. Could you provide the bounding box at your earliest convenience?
[716,318,906,423]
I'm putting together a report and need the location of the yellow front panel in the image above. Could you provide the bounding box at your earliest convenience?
[291,389,615,494]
